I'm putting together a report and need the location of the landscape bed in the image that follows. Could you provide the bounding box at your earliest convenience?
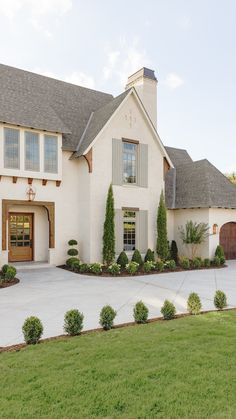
[1,310,236,418]
[0,278,19,288]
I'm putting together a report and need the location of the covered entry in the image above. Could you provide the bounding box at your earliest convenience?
[220,222,236,260]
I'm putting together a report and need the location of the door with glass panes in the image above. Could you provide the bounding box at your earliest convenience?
[8,213,33,262]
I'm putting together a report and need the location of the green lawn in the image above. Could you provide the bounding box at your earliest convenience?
[1,311,236,419]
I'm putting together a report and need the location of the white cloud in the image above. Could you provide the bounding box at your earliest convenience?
[163,73,184,89]
[0,0,72,18]
[33,68,95,89]
[178,15,192,30]
[30,18,53,39]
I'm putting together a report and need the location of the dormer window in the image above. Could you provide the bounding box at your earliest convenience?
[44,135,58,173]
[25,131,40,171]
[4,127,20,169]
[123,141,137,184]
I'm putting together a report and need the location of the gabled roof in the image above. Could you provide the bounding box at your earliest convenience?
[0,63,113,150]
[165,146,192,167]
[165,148,236,209]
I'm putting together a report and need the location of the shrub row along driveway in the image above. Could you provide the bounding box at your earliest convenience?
[1,261,236,347]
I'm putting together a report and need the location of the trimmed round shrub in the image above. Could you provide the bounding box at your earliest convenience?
[214,290,227,310]
[204,258,211,268]
[117,251,129,269]
[126,261,139,275]
[64,309,84,335]
[131,249,143,265]
[108,262,121,276]
[67,248,79,257]
[68,239,78,246]
[1,264,9,276]
[161,300,176,320]
[66,257,79,268]
[165,260,176,271]
[5,266,17,280]
[156,260,164,272]
[192,257,202,269]
[220,256,226,265]
[213,256,221,267]
[90,263,103,275]
[71,259,80,272]
[170,240,178,264]
[180,257,190,270]
[133,301,149,323]
[99,305,116,330]
[144,249,155,263]
[143,261,154,273]
[187,292,202,315]
[79,263,89,274]
[215,245,225,259]
[22,316,43,344]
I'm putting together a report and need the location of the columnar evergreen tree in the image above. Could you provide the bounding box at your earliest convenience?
[103,184,115,265]
[156,190,169,260]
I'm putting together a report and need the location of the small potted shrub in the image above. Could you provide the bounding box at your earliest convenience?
[108,262,121,276]
[117,251,129,269]
[90,263,103,275]
[64,309,84,335]
[131,249,143,265]
[126,261,139,275]
[180,257,190,270]
[214,290,227,310]
[133,301,149,323]
[144,249,155,262]
[99,305,116,330]
[22,316,43,344]
[161,300,176,320]
[143,261,154,273]
[187,292,202,315]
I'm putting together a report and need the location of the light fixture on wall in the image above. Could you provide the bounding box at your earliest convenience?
[213,223,218,234]
[26,186,36,201]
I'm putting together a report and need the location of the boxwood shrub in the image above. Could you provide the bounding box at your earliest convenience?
[187,292,202,315]
[107,262,121,275]
[67,248,79,257]
[161,300,176,320]
[79,263,89,274]
[68,239,78,246]
[156,260,164,272]
[117,251,129,269]
[215,245,225,259]
[4,266,17,280]
[165,260,176,271]
[144,249,155,263]
[64,309,84,335]
[214,290,227,310]
[131,249,143,265]
[126,261,139,275]
[213,256,221,267]
[192,257,202,269]
[66,257,79,268]
[143,261,154,273]
[71,259,80,272]
[180,257,190,270]
[204,258,211,268]
[133,301,149,323]
[22,316,43,344]
[99,305,117,330]
[1,264,9,276]
[90,263,103,275]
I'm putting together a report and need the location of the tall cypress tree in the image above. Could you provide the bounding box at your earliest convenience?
[156,190,169,260]
[103,184,115,264]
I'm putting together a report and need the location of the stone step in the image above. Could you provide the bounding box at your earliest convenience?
[11,262,55,271]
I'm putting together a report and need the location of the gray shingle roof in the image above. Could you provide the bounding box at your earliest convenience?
[165,152,236,209]
[165,146,192,167]
[0,63,113,150]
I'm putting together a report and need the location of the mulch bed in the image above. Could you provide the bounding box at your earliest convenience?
[58,264,226,277]
[0,278,20,289]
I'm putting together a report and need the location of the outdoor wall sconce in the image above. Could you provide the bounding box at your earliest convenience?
[213,223,218,234]
[26,186,36,202]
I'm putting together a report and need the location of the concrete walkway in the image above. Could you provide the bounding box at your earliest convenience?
[1,261,236,347]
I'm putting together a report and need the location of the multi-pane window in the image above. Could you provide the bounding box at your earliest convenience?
[123,210,136,251]
[44,135,58,173]
[25,131,40,171]
[123,141,137,184]
[4,127,20,169]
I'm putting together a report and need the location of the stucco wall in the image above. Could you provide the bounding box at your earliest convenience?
[209,208,236,258]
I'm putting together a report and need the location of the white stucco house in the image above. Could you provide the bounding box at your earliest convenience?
[0,64,236,266]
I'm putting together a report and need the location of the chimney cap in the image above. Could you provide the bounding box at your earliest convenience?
[127,67,157,82]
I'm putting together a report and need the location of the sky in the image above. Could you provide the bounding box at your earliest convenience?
[0,0,235,173]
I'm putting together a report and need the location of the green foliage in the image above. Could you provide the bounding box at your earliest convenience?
[64,309,84,336]
[131,249,143,265]
[143,261,155,273]
[156,191,169,260]
[133,301,149,323]
[66,257,79,268]
[187,293,202,315]
[4,266,17,280]
[213,256,221,267]
[71,259,80,272]
[170,240,178,264]
[179,221,209,259]
[90,263,103,275]
[179,257,190,270]
[99,305,116,330]
[161,300,176,320]
[107,263,121,276]
[165,260,176,271]
[192,257,202,269]
[156,260,164,272]
[68,239,78,246]
[215,245,225,259]
[22,316,43,344]
[227,171,236,184]
[1,264,9,276]
[144,249,155,262]
[220,256,226,265]
[67,248,78,257]
[214,290,227,310]
[204,258,211,268]
[79,263,89,274]
[126,261,139,275]
[103,184,115,265]
[117,251,129,269]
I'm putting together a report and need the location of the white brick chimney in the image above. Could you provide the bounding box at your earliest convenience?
[125,67,157,129]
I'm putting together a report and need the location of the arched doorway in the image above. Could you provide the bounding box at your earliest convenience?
[220,222,236,259]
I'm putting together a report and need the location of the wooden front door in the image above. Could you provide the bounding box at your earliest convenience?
[8,213,34,262]
[220,222,236,260]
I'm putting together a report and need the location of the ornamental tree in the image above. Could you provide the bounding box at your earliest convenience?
[156,190,169,260]
[179,221,209,260]
[103,184,115,265]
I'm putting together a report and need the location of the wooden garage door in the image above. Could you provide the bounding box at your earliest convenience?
[220,222,236,260]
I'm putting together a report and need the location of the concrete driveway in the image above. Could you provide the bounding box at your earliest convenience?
[1,261,236,347]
